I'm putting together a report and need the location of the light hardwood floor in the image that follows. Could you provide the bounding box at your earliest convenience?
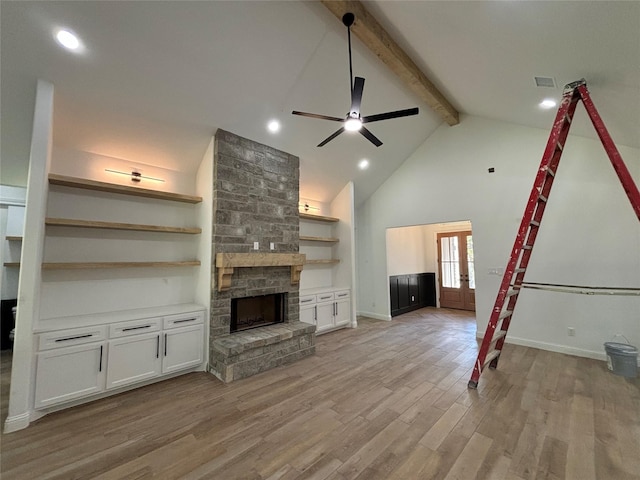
[1,308,639,479]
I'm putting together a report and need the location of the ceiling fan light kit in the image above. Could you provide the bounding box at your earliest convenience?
[292,12,419,147]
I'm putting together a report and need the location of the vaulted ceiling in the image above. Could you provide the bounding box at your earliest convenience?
[2,1,638,205]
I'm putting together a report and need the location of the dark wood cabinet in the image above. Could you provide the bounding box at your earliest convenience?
[389,273,436,317]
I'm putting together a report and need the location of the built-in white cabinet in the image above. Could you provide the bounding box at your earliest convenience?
[162,313,205,374]
[299,289,350,334]
[34,307,204,410]
[35,326,108,409]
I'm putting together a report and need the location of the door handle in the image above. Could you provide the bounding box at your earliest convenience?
[156,335,160,358]
[98,345,103,372]
[164,333,168,357]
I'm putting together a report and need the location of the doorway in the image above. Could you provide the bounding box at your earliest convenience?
[437,231,475,311]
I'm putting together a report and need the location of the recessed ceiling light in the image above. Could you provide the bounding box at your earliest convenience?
[539,99,557,109]
[267,120,280,133]
[358,159,369,170]
[55,29,81,51]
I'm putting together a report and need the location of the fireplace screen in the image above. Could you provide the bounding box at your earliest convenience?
[231,293,285,333]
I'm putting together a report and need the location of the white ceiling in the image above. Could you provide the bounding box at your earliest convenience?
[2,1,639,205]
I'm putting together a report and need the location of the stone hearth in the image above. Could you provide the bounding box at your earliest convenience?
[209,129,315,382]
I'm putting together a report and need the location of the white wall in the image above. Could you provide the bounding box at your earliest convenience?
[356,115,640,361]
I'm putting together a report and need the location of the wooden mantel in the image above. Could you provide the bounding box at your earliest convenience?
[215,253,306,292]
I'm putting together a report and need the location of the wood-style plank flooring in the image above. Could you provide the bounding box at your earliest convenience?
[1,308,639,479]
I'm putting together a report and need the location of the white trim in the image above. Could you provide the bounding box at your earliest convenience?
[357,310,392,321]
[0,186,27,207]
[476,330,608,362]
[3,411,35,433]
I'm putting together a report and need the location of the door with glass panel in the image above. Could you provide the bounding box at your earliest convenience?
[437,231,475,311]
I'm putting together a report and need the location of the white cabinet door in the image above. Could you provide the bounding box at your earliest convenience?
[106,332,162,390]
[35,342,106,409]
[300,303,316,326]
[316,301,335,332]
[162,324,204,374]
[334,297,351,327]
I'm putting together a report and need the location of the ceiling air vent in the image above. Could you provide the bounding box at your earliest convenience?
[534,76,557,88]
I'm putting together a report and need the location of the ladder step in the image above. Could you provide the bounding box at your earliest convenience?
[506,289,519,297]
[522,244,533,250]
[564,113,572,124]
[545,167,556,177]
[556,141,564,151]
[491,330,507,344]
[498,309,513,320]
[514,268,526,274]
[538,194,548,203]
[483,349,501,368]
[530,220,540,227]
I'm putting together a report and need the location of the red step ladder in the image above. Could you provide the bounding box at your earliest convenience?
[468,79,640,389]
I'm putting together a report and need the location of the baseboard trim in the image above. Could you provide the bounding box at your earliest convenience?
[476,330,608,362]
[3,411,32,433]
[357,311,392,321]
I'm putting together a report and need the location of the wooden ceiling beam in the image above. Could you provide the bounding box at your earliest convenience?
[321,0,459,126]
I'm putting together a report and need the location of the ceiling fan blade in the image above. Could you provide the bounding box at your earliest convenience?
[361,107,419,124]
[359,126,383,147]
[292,111,345,122]
[317,127,345,147]
[350,77,365,115]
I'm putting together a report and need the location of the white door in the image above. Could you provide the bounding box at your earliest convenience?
[334,298,350,327]
[107,332,162,389]
[300,303,316,326]
[162,324,204,374]
[35,342,106,408]
[316,301,335,332]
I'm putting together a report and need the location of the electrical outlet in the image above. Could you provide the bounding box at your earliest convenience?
[411,295,415,301]
[270,242,275,250]
[253,242,259,250]
[568,327,575,336]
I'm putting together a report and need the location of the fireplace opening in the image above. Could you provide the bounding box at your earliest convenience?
[231,293,285,333]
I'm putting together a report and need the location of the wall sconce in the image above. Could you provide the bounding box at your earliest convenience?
[105,169,164,183]
[299,202,319,212]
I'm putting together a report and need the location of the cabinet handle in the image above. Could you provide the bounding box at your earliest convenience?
[173,318,195,324]
[335,302,338,316]
[314,306,317,322]
[156,335,160,358]
[301,299,313,303]
[99,345,103,372]
[122,325,151,332]
[164,333,168,357]
[55,334,92,343]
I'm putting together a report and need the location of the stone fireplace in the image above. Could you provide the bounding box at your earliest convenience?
[209,130,315,382]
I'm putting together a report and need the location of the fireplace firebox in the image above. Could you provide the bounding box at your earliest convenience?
[230,293,285,333]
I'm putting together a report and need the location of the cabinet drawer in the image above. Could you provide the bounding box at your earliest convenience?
[334,290,350,299]
[39,326,108,351]
[109,318,162,338]
[300,294,316,305]
[163,311,204,330]
[316,292,335,302]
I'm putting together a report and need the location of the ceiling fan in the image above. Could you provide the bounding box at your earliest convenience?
[292,12,419,147]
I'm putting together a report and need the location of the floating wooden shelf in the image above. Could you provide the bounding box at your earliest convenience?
[48,174,203,204]
[41,261,201,270]
[45,218,202,234]
[3,262,20,268]
[299,235,339,243]
[215,252,306,292]
[6,236,22,241]
[299,212,339,223]
[305,259,340,265]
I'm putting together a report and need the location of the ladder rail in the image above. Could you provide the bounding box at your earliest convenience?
[469,90,579,387]
[577,84,640,221]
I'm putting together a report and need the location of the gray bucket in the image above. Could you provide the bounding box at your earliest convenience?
[604,341,638,378]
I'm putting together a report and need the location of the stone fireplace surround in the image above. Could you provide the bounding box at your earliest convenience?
[209,130,315,382]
